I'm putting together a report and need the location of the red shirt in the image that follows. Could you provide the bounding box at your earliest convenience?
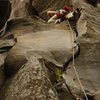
[57,6,70,18]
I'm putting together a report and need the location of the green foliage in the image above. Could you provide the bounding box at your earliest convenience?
[55,68,63,81]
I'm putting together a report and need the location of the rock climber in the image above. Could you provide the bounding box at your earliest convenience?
[47,6,74,23]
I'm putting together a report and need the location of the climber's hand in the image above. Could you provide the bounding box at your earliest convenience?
[55,19,61,24]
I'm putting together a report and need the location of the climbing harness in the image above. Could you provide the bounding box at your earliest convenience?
[67,19,89,100]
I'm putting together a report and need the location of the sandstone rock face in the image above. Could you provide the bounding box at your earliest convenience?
[0,53,6,89]
[0,0,100,100]
[93,90,100,100]
[0,56,58,100]
[9,0,35,19]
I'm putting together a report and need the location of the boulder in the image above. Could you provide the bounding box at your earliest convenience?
[0,53,6,89]
[0,56,58,100]
[93,90,100,100]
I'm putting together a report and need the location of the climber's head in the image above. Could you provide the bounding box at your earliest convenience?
[64,6,70,13]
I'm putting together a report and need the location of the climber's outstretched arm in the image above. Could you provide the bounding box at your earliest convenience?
[47,11,57,19]
[48,14,58,23]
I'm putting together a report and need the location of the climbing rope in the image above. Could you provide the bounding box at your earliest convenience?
[67,19,89,100]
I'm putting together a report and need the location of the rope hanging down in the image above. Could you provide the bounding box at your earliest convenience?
[67,19,89,100]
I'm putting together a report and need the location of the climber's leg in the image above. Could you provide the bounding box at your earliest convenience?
[48,14,58,23]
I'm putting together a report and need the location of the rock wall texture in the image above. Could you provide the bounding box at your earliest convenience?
[0,0,100,100]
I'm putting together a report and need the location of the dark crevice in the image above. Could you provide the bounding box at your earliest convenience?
[62,44,80,71]
[62,10,81,71]
[84,94,94,100]
[0,1,11,30]
[86,0,100,7]
[0,46,13,53]
[60,18,80,99]
[27,0,39,16]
